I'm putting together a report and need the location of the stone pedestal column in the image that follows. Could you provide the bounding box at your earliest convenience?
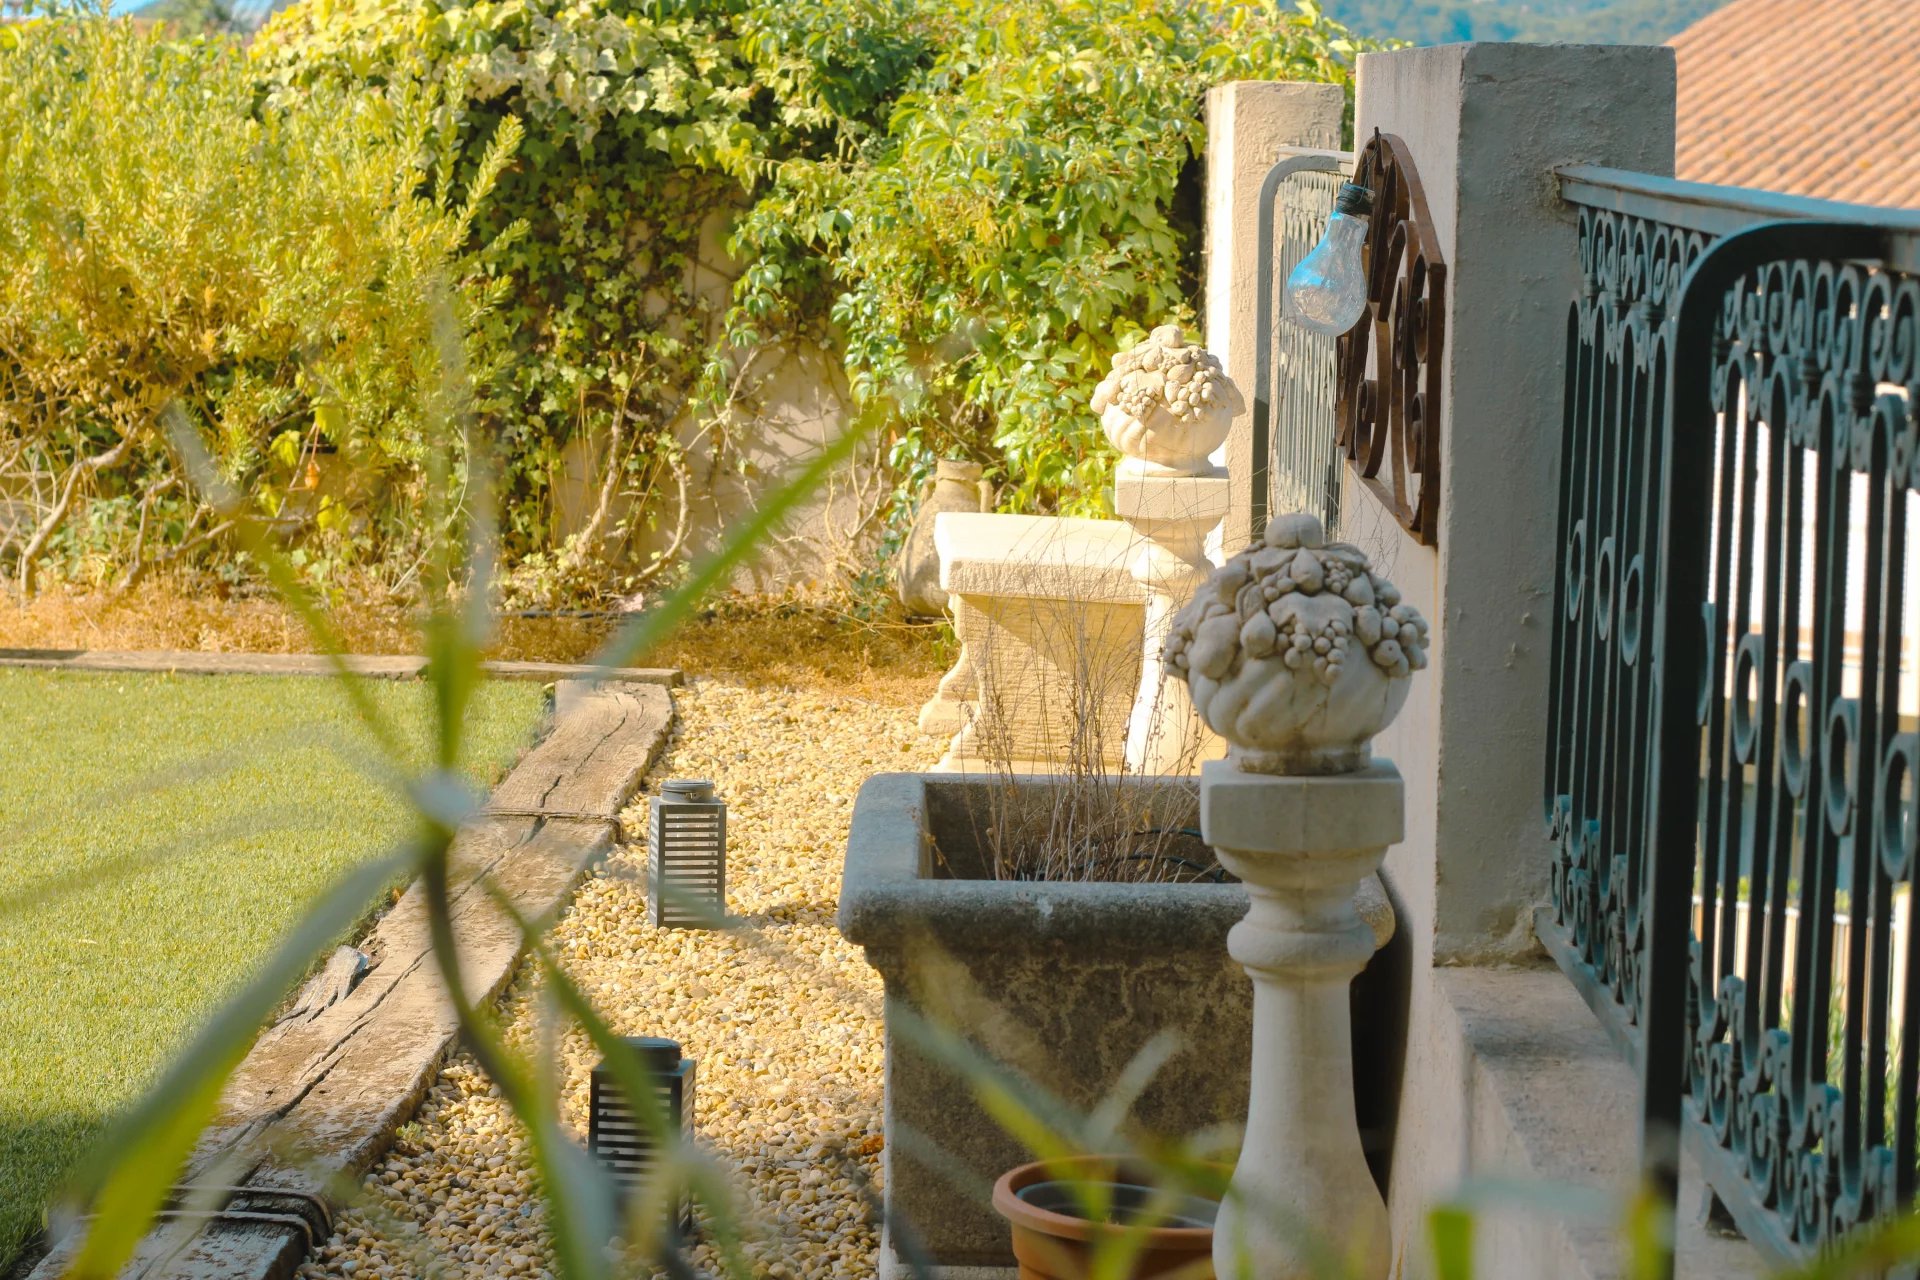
[1115,466,1229,774]
[1200,760,1400,1280]
[1164,513,1425,1279]
[1204,81,1345,553]
[1091,324,1242,776]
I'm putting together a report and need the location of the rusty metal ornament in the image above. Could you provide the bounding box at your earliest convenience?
[1334,130,1448,547]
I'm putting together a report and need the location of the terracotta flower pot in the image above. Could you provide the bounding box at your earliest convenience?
[991,1156,1218,1280]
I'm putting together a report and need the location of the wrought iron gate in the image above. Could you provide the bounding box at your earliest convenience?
[1251,148,1349,539]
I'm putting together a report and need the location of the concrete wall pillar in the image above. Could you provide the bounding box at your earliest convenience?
[1342,43,1675,1272]
[1203,80,1344,555]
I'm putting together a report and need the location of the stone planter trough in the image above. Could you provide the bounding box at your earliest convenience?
[839,772,1393,1277]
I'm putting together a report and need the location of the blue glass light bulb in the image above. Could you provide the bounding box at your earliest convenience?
[1284,183,1374,338]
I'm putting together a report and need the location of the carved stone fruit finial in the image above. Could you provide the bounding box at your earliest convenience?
[1090,324,1245,474]
[1163,513,1429,774]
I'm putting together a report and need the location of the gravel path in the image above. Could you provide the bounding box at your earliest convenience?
[299,678,944,1279]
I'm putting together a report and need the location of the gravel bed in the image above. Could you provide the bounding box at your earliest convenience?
[299,677,944,1279]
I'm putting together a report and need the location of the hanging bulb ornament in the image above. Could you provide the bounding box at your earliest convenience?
[1284,182,1374,338]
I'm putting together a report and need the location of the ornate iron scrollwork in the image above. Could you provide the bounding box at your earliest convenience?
[1659,243,1920,1261]
[1544,165,1920,1262]
[1543,203,1710,1044]
[1335,131,1447,547]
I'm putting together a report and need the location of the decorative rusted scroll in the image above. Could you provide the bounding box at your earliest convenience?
[1335,130,1447,546]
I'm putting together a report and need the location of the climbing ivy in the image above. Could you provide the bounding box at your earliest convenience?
[258,0,1367,597]
[717,0,1365,516]
[255,0,923,599]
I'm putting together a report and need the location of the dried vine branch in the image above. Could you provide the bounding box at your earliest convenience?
[13,427,140,600]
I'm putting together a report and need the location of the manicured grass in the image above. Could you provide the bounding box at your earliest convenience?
[0,669,546,1270]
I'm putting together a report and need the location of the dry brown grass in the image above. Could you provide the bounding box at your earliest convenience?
[0,579,951,698]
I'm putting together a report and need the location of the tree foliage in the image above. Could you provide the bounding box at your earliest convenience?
[259,0,1370,599]
[0,11,519,596]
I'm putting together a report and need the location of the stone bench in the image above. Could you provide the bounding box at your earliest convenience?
[920,512,1146,775]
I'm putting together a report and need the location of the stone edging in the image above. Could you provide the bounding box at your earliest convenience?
[0,647,681,686]
[28,680,674,1280]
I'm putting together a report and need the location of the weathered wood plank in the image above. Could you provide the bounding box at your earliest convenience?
[30,681,673,1280]
[0,649,681,686]
[0,649,426,679]
[487,682,672,820]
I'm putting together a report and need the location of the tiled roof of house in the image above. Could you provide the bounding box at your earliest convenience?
[1671,0,1920,208]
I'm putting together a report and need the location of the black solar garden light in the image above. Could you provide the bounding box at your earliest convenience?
[647,779,726,928]
[587,1035,695,1236]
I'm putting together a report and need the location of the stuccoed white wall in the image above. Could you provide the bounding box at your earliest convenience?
[1344,41,1676,1274]
[553,204,882,593]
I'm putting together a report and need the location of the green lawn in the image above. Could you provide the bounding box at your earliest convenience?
[0,669,546,1268]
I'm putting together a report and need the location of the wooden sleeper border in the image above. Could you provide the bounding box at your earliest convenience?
[0,647,680,686]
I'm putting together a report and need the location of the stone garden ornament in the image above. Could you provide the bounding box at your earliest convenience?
[1096,324,1240,773]
[1091,323,1243,476]
[897,458,992,618]
[1165,512,1428,775]
[1166,511,1426,1280]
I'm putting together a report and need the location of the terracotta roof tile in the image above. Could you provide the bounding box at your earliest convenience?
[1671,0,1920,209]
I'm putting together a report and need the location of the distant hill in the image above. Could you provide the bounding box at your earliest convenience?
[117,0,289,32]
[1325,0,1734,44]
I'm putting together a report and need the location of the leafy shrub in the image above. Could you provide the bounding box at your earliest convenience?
[258,0,1368,598]
[720,0,1365,515]
[0,11,517,595]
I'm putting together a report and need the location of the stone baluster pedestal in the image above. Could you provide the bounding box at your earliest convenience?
[1115,465,1229,774]
[1164,512,1422,1278]
[1200,759,1399,1280]
[1089,323,1242,776]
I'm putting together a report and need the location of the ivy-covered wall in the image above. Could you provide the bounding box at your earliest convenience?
[0,0,1370,604]
[259,0,1371,601]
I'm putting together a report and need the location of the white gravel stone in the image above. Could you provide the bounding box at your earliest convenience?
[297,678,942,1279]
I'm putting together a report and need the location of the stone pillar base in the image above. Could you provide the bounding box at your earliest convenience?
[1200,759,1402,1280]
[1115,467,1230,774]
